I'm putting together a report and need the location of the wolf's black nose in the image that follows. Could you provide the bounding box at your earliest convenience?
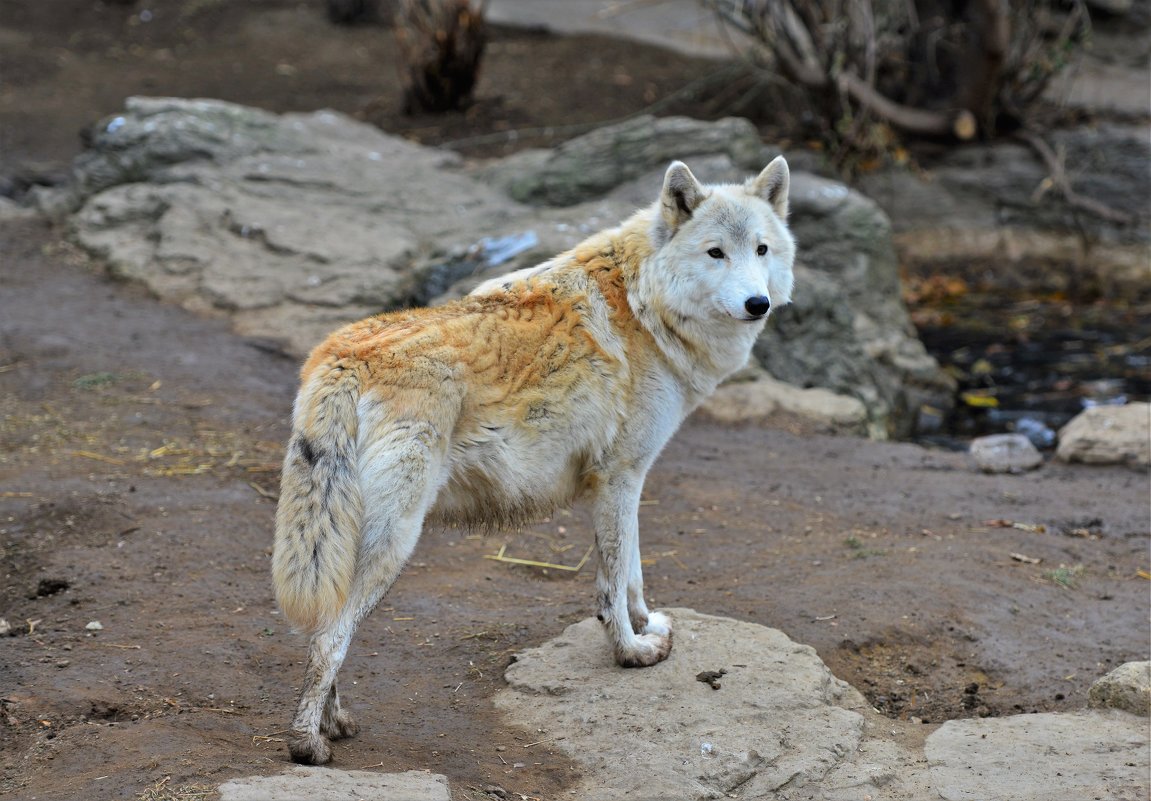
[744,296,771,317]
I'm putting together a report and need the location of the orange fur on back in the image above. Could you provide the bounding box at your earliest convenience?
[273,224,656,630]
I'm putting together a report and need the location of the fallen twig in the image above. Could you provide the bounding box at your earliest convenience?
[248,482,279,500]
[71,450,127,465]
[984,519,1046,533]
[483,543,594,572]
[252,729,290,745]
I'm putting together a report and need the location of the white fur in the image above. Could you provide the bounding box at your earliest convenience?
[273,159,796,764]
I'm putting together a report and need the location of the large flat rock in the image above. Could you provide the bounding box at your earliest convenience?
[218,766,450,801]
[496,608,878,800]
[926,710,1149,801]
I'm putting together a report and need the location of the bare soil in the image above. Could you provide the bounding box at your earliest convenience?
[1,3,1148,800]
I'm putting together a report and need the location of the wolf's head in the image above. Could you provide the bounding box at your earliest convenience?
[647,158,796,326]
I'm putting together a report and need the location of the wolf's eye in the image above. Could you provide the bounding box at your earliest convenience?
[756,244,769,256]
[707,247,725,259]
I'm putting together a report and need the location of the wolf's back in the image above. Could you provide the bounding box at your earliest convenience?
[272,358,364,633]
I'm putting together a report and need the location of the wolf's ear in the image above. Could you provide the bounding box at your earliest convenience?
[749,156,790,219]
[659,161,706,233]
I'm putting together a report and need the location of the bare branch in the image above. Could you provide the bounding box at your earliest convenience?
[838,71,976,139]
[1017,130,1135,224]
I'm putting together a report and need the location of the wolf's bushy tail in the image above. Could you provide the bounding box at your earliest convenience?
[272,359,364,633]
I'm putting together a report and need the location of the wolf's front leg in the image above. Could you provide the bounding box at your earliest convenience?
[592,473,672,667]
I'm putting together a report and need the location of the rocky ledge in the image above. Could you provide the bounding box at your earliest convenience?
[36,98,954,439]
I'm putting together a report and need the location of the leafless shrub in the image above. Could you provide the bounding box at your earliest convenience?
[395,0,487,113]
[704,0,1088,164]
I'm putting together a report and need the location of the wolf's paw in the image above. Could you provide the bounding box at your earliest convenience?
[616,629,673,668]
[288,730,333,765]
[321,708,359,741]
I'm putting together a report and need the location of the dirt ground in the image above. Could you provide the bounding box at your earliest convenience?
[0,0,737,189]
[1,3,1149,801]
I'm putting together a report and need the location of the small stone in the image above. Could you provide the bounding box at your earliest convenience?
[1088,661,1151,717]
[1056,403,1151,468]
[1014,417,1056,449]
[85,621,103,631]
[969,434,1043,474]
[56,659,70,668]
[0,618,10,636]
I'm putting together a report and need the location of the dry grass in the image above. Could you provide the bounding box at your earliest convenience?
[137,776,217,801]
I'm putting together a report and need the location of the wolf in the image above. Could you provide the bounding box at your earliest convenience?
[271,158,796,764]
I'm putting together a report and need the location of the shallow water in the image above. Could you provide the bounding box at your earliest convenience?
[911,293,1151,449]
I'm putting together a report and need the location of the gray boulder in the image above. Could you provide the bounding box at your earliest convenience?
[756,173,955,438]
[698,366,869,435]
[479,114,766,206]
[52,97,522,356]
[52,97,313,210]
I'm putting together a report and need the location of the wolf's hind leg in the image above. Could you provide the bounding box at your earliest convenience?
[288,509,429,763]
[321,681,359,740]
[288,421,445,764]
[288,620,357,764]
[593,473,672,667]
